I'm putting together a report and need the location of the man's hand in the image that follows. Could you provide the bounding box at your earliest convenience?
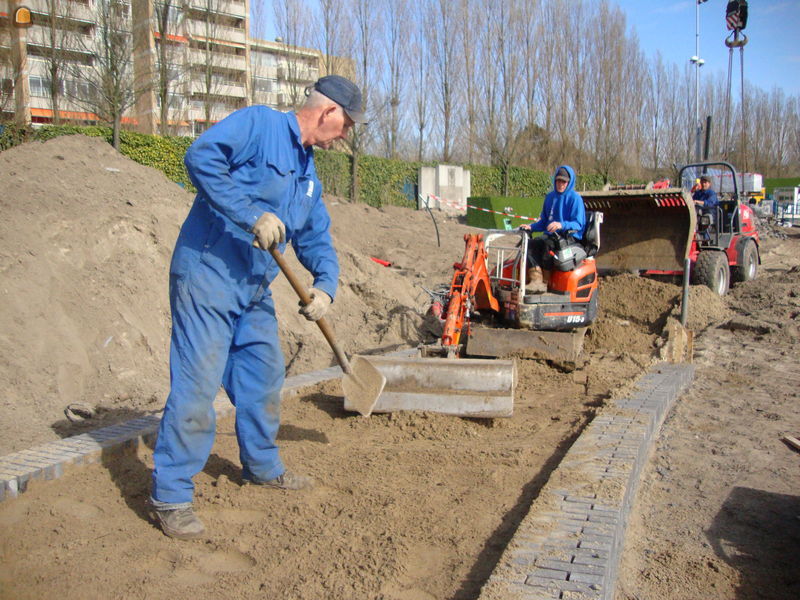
[518,224,531,231]
[252,212,285,249]
[299,288,332,321]
[546,221,562,233]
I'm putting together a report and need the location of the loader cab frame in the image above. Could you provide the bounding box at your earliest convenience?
[679,161,760,295]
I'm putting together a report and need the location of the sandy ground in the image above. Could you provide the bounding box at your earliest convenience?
[616,228,800,600]
[0,135,797,599]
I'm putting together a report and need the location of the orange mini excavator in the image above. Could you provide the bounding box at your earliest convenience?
[424,212,602,365]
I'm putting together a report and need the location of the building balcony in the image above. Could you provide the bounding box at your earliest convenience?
[187,0,247,19]
[186,19,245,46]
[277,66,317,83]
[187,47,246,72]
[189,79,246,99]
[24,25,96,54]
[25,0,96,23]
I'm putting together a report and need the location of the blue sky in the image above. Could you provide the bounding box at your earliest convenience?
[612,0,800,96]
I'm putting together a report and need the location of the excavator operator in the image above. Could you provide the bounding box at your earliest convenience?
[519,165,586,293]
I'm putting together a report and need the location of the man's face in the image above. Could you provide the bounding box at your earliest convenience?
[555,178,568,193]
[701,180,711,190]
[315,105,354,149]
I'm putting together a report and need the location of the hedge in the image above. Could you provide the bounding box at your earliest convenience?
[0,123,610,210]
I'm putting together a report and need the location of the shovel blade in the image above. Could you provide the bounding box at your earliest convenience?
[342,355,387,417]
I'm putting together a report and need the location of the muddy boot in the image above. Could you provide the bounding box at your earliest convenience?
[154,506,205,540]
[246,470,314,490]
[525,267,547,293]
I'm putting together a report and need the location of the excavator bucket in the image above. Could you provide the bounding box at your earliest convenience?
[343,355,516,418]
[581,188,697,273]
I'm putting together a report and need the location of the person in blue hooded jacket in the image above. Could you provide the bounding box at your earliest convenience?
[149,75,366,540]
[692,175,719,217]
[519,165,586,292]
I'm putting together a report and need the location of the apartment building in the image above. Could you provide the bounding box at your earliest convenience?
[0,0,323,136]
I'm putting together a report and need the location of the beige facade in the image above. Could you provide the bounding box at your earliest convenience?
[1,0,324,136]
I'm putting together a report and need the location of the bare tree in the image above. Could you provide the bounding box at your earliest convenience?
[459,0,483,164]
[518,0,540,164]
[70,0,140,148]
[273,0,312,108]
[153,1,186,134]
[249,0,271,106]
[346,0,378,202]
[315,0,350,76]
[428,0,460,162]
[0,26,19,117]
[410,3,429,162]
[195,0,232,126]
[480,0,525,193]
[379,0,409,159]
[40,0,79,125]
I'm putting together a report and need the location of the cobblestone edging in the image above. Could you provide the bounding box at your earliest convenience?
[478,363,695,600]
[0,364,345,503]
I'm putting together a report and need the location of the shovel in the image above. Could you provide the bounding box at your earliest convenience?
[264,244,386,416]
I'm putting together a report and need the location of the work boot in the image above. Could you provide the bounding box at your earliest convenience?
[153,506,205,540]
[525,267,547,293]
[247,470,314,490]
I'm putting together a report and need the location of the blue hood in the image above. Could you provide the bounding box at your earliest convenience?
[552,164,577,194]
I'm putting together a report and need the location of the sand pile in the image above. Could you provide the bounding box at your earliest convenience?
[0,135,475,454]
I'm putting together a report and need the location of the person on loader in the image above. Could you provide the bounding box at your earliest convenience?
[519,165,586,293]
[149,75,366,540]
[693,175,719,217]
[693,175,719,238]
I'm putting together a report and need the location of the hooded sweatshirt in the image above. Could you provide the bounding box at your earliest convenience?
[530,164,586,240]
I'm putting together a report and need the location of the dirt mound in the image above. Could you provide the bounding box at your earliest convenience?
[585,274,731,357]
[0,135,481,454]
[0,136,192,453]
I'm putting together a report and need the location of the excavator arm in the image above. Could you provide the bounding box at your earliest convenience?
[440,234,501,353]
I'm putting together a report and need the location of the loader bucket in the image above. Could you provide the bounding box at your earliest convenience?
[581,188,697,273]
[343,355,516,418]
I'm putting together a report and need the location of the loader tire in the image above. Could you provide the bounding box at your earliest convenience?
[693,250,730,296]
[732,239,758,283]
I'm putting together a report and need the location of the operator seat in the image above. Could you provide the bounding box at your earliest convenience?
[582,211,602,258]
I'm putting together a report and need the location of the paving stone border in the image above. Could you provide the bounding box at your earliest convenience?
[0,363,346,502]
[477,362,695,600]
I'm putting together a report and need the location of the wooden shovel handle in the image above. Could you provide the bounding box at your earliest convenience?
[265,243,352,375]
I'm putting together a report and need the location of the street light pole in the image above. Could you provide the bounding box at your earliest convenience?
[691,2,705,162]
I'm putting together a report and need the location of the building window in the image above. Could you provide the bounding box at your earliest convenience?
[252,77,274,93]
[64,78,93,99]
[29,76,52,98]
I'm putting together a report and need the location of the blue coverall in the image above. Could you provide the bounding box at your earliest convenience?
[151,106,339,507]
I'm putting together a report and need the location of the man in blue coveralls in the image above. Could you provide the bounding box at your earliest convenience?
[150,75,366,540]
[519,165,586,293]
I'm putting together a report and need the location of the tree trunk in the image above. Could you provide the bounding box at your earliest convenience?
[113,114,122,150]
